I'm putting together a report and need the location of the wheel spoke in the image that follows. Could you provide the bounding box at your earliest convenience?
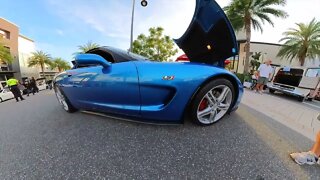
[217,102,230,111]
[206,91,217,105]
[55,88,69,111]
[197,107,212,118]
[208,109,217,122]
[218,86,230,103]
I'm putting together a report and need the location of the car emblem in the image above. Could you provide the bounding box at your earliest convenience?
[162,76,175,80]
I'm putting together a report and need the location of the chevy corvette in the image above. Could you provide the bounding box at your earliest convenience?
[53,0,243,125]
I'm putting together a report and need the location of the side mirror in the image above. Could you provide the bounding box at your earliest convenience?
[75,54,111,68]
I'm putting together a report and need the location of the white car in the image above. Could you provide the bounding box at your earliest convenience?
[36,78,47,91]
[0,88,14,102]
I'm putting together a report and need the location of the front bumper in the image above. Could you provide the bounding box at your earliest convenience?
[267,84,307,97]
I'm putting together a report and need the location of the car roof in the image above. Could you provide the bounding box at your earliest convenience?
[86,46,148,63]
[279,66,320,70]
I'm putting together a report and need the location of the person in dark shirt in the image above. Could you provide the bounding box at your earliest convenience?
[30,77,39,93]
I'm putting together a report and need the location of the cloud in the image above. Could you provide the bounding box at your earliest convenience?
[45,0,132,40]
[44,0,320,60]
[56,29,64,36]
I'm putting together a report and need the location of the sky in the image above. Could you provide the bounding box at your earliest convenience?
[1,0,320,62]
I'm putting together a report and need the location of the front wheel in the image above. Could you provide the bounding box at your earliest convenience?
[269,89,275,94]
[190,78,235,125]
[298,96,304,102]
[54,86,77,113]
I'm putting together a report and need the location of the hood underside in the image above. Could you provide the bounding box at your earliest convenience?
[174,0,238,65]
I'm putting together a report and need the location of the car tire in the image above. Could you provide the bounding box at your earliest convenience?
[306,98,313,101]
[54,86,77,113]
[298,96,304,102]
[306,94,313,101]
[0,98,3,103]
[190,78,235,125]
[269,89,275,94]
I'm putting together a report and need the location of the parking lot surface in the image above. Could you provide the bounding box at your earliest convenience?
[0,91,319,179]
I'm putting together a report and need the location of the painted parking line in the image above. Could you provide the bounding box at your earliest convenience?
[303,101,320,109]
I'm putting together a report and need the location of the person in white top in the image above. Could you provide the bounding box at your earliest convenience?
[255,60,273,94]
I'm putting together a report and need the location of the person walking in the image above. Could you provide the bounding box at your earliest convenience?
[30,77,39,94]
[6,77,25,102]
[290,114,320,165]
[254,60,273,94]
[25,80,34,96]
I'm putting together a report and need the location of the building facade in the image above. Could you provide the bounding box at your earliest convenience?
[0,18,19,83]
[229,31,320,74]
[18,35,38,79]
[0,18,58,89]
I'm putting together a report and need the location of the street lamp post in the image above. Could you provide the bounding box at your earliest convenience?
[129,0,148,52]
[129,0,136,52]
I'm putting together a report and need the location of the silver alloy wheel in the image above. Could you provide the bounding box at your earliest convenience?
[197,85,232,124]
[55,87,69,111]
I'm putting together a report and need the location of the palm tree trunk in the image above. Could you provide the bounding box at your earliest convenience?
[299,49,307,66]
[299,56,305,66]
[40,64,45,79]
[244,17,251,74]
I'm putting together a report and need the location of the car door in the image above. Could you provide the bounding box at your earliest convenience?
[2,89,13,100]
[0,90,4,101]
[62,61,141,116]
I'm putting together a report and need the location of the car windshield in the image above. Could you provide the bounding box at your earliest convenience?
[106,47,149,61]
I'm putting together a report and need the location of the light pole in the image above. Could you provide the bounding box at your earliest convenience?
[129,0,148,52]
[129,0,136,52]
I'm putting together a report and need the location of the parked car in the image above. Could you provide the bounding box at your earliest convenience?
[36,78,47,91]
[53,0,243,125]
[268,66,320,101]
[0,88,14,102]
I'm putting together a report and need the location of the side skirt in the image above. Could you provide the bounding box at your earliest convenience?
[81,110,181,126]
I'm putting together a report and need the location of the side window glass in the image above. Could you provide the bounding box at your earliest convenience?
[306,69,320,77]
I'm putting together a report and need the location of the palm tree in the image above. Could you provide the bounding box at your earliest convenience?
[28,51,52,78]
[51,58,71,72]
[277,18,320,66]
[224,0,288,73]
[75,41,99,55]
[0,40,13,69]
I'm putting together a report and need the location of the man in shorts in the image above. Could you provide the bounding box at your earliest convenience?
[255,60,273,94]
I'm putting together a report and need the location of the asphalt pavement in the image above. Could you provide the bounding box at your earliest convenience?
[0,90,319,179]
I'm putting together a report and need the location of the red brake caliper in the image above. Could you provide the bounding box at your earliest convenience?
[199,98,208,111]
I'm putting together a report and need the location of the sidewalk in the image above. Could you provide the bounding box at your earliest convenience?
[241,89,320,140]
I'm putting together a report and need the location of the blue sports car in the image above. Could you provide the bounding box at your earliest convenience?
[53,0,243,125]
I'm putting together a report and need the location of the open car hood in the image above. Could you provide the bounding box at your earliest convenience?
[174,0,238,66]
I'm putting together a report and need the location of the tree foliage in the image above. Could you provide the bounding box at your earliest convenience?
[75,41,99,54]
[51,58,71,72]
[250,52,262,71]
[277,18,320,66]
[224,0,288,73]
[28,51,52,78]
[132,27,178,61]
[0,38,13,66]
